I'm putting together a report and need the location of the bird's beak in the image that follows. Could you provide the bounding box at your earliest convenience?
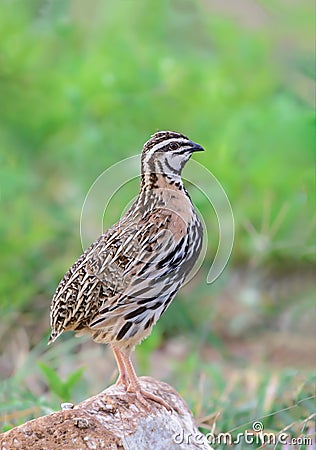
[190,141,204,152]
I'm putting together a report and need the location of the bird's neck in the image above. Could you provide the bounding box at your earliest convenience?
[140,172,183,191]
[140,156,183,191]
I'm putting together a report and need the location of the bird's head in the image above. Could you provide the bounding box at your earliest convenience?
[141,131,204,184]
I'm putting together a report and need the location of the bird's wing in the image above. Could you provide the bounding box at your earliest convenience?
[89,209,187,330]
[49,223,134,338]
[50,205,187,339]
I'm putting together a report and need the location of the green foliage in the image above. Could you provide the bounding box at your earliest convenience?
[38,362,84,402]
[0,0,313,328]
[176,358,315,450]
[136,326,163,373]
[0,0,314,440]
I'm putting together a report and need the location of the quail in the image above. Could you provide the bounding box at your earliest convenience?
[49,131,204,408]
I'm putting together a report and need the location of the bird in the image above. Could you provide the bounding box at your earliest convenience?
[49,131,204,409]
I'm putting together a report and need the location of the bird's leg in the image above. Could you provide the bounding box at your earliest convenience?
[119,349,172,411]
[112,344,129,387]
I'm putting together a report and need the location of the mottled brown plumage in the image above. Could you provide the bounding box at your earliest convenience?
[49,131,204,408]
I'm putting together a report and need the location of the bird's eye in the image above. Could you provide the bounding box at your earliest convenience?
[169,142,180,150]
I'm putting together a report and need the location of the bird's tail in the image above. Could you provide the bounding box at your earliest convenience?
[48,330,61,345]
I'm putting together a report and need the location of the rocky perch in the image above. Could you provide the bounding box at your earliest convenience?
[0,377,213,450]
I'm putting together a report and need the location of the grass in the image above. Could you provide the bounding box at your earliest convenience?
[0,0,314,447]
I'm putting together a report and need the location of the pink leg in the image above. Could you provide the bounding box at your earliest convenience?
[119,348,172,411]
[112,344,129,387]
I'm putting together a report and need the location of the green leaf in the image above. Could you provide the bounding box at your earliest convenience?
[65,367,85,391]
[37,362,68,401]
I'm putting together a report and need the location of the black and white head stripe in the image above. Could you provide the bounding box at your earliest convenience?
[140,131,204,180]
[141,130,203,174]
[143,131,189,152]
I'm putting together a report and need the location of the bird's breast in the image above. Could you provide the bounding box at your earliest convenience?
[147,188,194,237]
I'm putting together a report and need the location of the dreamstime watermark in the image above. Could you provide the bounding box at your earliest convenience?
[80,155,234,285]
[174,421,314,447]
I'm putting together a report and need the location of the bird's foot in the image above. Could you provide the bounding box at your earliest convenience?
[128,384,172,411]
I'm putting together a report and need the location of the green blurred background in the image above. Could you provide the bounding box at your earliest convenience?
[0,0,314,446]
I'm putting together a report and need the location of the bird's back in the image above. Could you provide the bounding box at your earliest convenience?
[49,182,202,348]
